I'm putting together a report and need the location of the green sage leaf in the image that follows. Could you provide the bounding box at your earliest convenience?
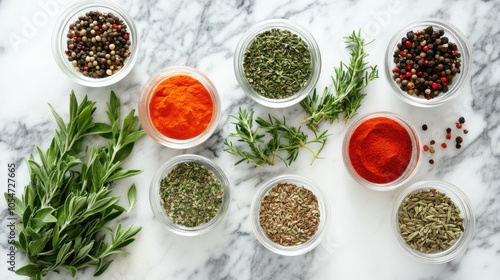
[93,259,114,277]
[122,130,146,146]
[15,264,41,277]
[85,122,113,137]
[34,207,57,223]
[55,242,73,267]
[127,184,137,211]
[62,265,78,277]
[114,143,135,162]
[105,169,142,183]
[29,231,51,255]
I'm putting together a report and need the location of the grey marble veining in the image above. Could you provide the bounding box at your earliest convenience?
[1,0,500,279]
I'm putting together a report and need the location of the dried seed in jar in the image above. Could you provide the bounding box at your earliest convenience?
[259,183,320,247]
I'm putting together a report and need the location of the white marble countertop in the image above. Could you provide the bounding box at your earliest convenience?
[1,0,499,279]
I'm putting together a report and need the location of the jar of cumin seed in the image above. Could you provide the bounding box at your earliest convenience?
[392,180,475,263]
[250,174,330,256]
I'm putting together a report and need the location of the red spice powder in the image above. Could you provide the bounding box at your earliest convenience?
[149,75,214,140]
[348,117,413,184]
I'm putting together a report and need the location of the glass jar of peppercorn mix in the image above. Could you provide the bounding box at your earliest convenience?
[52,0,138,87]
[385,19,471,107]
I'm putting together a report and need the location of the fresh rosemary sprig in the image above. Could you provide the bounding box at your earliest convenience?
[6,91,145,279]
[224,108,328,167]
[301,30,379,131]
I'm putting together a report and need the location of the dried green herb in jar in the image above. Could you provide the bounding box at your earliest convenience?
[160,162,224,227]
[259,182,320,246]
[398,189,464,254]
[243,29,312,99]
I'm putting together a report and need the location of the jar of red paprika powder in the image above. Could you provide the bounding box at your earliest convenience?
[139,66,221,149]
[342,112,421,191]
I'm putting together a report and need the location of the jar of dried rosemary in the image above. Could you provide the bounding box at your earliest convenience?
[251,175,329,256]
[392,180,475,264]
[150,154,230,236]
[234,19,321,108]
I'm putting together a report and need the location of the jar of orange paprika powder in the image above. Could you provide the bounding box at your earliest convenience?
[139,66,221,149]
[342,112,421,191]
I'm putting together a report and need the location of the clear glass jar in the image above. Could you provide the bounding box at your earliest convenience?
[234,19,321,108]
[251,174,330,256]
[392,180,475,263]
[149,154,231,236]
[342,112,421,191]
[52,0,138,87]
[138,66,221,149]
[385,19,471,107]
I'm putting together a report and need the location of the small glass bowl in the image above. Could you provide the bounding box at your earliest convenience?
[234,19,321,108]
[385,19,471,107]
[392,180,475,263]
[138,66,221,149]
[52,0,138,87]
[251,174,330,256]
[342,112,421,191]
[149,154,231,236]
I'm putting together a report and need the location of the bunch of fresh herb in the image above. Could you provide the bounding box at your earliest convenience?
[224,108,328,167]
[225,30,378,167]
[5,91,145,279]
[301,30,379,131]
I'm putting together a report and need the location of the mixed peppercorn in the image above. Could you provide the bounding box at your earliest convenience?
[421,116,468,164]
[392,26,461,99]
[65,11,131,78]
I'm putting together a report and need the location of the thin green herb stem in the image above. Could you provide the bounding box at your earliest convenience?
[301,30,379,132]
[224,109,328,167]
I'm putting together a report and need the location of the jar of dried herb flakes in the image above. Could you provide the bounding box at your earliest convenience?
[149,154,230,236]
[251,175,329,256]
[392,180,475,264]
[234,19,321,108]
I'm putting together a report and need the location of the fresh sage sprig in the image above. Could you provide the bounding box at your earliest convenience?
[301,30,379,131]
[6,91,145,279]
[224,108,328,167]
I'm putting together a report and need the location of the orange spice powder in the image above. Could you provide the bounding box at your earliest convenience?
[149,75,214,140]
